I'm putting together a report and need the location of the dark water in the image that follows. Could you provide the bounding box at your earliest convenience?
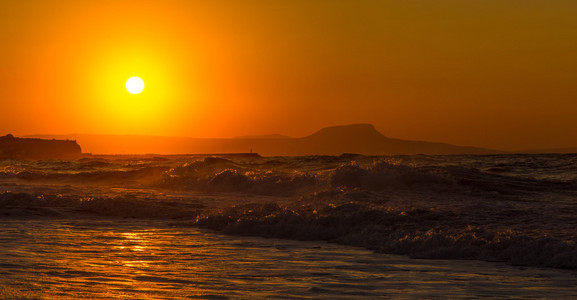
[1,154,577,297]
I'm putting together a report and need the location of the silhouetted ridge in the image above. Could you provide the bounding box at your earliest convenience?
[25,124,503,156]
[297,124,499,156]
[306,124,385,140]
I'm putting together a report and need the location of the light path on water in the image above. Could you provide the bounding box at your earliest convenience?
[0,219,576,299]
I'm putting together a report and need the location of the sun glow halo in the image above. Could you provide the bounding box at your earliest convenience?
[126,76,145,94]
[79,44,205,136]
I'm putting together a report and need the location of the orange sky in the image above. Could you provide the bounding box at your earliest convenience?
[1,1,576,151]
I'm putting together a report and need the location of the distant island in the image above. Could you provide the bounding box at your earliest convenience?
[0,134,82,160]
[24,124,506,156]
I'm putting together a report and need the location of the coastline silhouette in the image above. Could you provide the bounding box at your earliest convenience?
[23,124,503,156]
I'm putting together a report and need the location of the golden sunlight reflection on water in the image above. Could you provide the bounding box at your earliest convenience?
[0,220,576,299]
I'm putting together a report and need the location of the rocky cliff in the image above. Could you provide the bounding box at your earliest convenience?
[0,134,82,160]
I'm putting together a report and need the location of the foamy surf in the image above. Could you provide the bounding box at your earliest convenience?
[1,155,577,271]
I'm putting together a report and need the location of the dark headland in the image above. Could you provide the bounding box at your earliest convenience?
[0,134,82,160]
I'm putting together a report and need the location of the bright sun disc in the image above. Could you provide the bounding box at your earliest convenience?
[126,76,144,94]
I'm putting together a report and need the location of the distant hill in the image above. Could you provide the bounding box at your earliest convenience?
[26,124,503,156]
[293,124,501,155]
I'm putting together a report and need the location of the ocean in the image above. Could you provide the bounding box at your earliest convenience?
[1,154,576,298]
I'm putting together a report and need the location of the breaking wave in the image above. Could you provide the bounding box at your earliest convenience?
[156,157,576,198]
[191,202,577,269]
[157,157,318,196]
[2,154,577,270]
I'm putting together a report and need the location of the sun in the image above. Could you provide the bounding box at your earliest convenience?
[126,76,145,94]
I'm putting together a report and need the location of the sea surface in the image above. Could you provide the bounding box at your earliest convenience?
[1,154,577,298]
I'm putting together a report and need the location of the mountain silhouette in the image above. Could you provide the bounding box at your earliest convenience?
[26,124,502,156]
[285,124,499,155]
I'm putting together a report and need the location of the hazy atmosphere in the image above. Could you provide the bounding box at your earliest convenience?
[2,1,577,151]
[2,1,577,298]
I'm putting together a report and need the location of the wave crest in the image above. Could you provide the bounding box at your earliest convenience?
[159,158,318,196]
